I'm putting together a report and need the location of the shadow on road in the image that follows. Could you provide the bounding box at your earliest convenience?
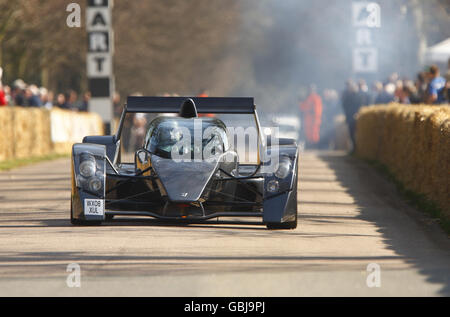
[33,217,268,231]
[0,250,405,280]
[318,152,450,296]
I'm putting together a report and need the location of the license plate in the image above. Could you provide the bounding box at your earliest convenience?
[84,199,104,216]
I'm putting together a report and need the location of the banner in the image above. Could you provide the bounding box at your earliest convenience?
[50,109,104,143]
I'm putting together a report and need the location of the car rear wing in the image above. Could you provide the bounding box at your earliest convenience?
[126,96,255,114]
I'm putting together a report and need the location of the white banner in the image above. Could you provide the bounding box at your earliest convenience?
[50,110,103,143]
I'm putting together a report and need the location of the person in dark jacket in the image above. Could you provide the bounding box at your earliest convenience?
[55,93,70,109]
[375,83,395,104]
[357,79,371,107]
[25,85,42,107]
[341,80,360,148]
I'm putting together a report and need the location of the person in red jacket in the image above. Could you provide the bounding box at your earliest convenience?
[197,89,215,117]
[0,85,7,106]
[299,85,322,146]
[197,89,209,98]
[0,67,6,106]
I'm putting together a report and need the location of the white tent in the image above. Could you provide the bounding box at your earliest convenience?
[425,38,450,64]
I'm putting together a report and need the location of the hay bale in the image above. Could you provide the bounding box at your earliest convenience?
[13,107,34,159]
[31,108,52,157]
[0,107,104,162]
[0,108,14,161]
[356,103,450,218]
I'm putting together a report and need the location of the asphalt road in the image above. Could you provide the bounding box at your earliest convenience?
[0,152,449,296]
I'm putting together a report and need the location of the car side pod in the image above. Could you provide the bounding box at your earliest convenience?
[263,175,298,230]
[71,143,107,226]
[262,144,299,230]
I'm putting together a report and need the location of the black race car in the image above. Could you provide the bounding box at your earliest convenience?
[71,97,299,229]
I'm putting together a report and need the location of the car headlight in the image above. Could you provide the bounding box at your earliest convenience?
[275,157,292,179]
[267,180,279,193]
[88,177,103,192]
[79,157,96,178]
[73,148,105,198]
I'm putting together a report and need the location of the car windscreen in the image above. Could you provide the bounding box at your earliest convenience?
[118,112,260,165]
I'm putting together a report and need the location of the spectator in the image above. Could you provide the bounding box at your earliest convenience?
[300,84,323,147]
[3,85,11,105]
[371,81,383,105]
[55,93,69,109]
[404,80,419,104]
[415,72,429,103]
[375,83,395,104]
[0,68,5,106]
[341,79,360,147]
[388,72,399,84]
[0,84,6,106]
[113,92,122,117]
[0,67,5,106]
[197,89,215,117]
[79,92,91,112]
[394,80,404,103]
[67,90,79,111]
[357,79,370,106]
[197,89,209,98]
[129,113,147,152]
[320,89,340,149]
[426,65,446,104]
[40,87,53,109]
[25,85,42,107]
[445,58,450,103]
[12,79,26,106]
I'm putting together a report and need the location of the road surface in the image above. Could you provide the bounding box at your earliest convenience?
[0,152,449,296]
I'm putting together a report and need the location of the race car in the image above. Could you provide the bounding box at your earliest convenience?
[70,97,299,229]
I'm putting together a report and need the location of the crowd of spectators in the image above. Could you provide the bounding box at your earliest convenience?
[0,67,91,111]
[298,60,449,150]
[341,61,450,146]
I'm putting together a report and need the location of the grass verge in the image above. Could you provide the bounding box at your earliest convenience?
[0,153,70,172]
[362,158,450,235]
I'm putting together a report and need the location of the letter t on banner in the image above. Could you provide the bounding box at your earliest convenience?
[87,0,114,133]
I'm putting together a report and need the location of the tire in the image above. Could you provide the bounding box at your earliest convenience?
[70,198,102,226]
